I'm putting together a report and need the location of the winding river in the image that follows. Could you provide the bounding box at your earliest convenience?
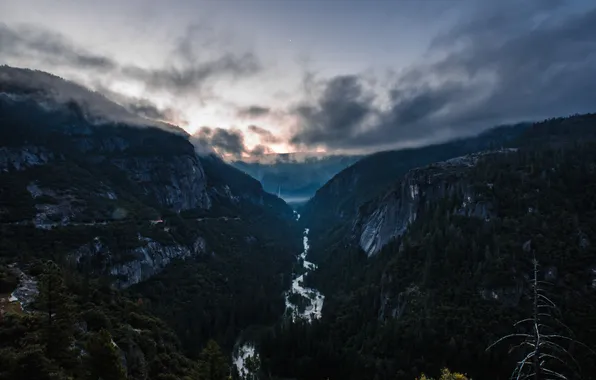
[233,214,324,378]
[284,227,325,321]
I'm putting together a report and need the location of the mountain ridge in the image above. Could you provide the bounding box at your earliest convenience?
[0,66,301,377]
[257,113,596,380]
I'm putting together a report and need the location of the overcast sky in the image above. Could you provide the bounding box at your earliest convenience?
[2,0,595,157]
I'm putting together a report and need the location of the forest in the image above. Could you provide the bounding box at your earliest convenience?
[2,113,596,380]
[258,114,596,379]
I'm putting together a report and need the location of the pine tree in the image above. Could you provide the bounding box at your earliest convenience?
[85,329,127,380]
[12,344,55,380]
[37,261,75,367]
[198,340,229,380]
[244,354,261,380]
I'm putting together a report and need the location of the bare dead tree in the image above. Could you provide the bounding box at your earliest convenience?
[487,257,594,380]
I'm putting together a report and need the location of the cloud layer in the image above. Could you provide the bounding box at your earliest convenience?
[2,1,596,157]
[0,22,261,113]
[248,125,282,144]
[237,105,271,118]
[192,127,246,157]
[290,2,596,152]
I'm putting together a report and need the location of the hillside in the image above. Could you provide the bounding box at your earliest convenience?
[300,124,527,262]
[258,114,596,380]
[0,67,301,378]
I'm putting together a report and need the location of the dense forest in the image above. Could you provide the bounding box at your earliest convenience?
[0,69,301,380]
[258,114,596,379]
[300,123,527,243]
[3,69,596,380]
[0,260,234,380]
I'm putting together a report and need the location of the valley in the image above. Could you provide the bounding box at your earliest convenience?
[2,0,596,377]
[233,217,324,377]
[2,67,596,380]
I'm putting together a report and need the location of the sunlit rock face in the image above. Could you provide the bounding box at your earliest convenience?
[355,150,515,257]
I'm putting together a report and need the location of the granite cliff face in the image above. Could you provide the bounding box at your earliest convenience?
[72,235,207,288]
[354,150,516,257]
[108,154,211,212]
[0,71,212,217]
[299,125,526,253]
[0,145,57,172]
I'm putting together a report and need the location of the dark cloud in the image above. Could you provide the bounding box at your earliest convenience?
[0,23,261,99]
[120,53,260,95]
[290,75,375,146]
[192,127,247,158]
[248,125,282,144]
[124,99,174,121]
[249,144,274,157]
[237,105,271,118]
[0,23,117,70]
[192,126,275,160]
[291,4,596,151]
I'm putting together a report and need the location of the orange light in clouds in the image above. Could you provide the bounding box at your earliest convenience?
[103,80,304,155]
[182,109,301,154]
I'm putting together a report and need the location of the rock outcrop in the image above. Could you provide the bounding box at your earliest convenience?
[73,235,207,288]
[355,150,516,257]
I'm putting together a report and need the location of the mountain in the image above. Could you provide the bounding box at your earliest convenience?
[4,66,596,380]
[259,113,596,380]
[354,149,514,257]
[0,66,293,281]
[300,124,527,262]
[0,66,300,377]
[231,154,360,204]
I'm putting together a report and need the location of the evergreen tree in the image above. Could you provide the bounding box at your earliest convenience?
[244,354,260,380]
[85,329,127,380]
[12,344,56,380]
[198,340,229,380]
[37,261,75,367]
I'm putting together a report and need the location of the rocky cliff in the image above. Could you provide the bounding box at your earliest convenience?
[354,150,516,256]
[72,234,207,288]
[299,125,527,260]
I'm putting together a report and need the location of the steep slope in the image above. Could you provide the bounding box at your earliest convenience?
[0,66,294,281]
[352,113,596,258]
[201,153,292,217]
[354,149,515,257]
[0,66,301,364]
[259,114,596,380]
[300,124,527,256]
[0,261,205,380]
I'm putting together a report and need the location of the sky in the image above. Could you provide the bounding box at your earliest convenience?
[1,0,596,159]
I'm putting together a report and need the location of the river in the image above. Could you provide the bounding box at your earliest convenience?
[233,214,324,378]
[284,227,325,321]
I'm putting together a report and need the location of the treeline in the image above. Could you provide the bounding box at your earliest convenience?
[0,260,232,380]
